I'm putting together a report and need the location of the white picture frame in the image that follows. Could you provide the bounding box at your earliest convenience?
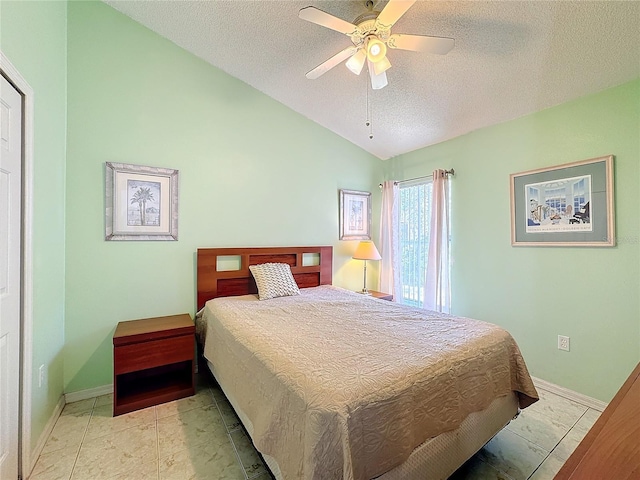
[105,162,179,241]
[339,189,371,240]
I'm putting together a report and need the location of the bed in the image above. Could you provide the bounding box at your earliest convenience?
[196,246,538,480]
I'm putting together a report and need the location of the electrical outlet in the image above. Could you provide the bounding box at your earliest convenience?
[38,364,45,387]
[558,335,570,352]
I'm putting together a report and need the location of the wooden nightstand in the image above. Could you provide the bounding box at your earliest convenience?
[368,290,393,301]
[113,313,195,416]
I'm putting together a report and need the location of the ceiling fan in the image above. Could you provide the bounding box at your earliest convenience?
[299,0,454,89]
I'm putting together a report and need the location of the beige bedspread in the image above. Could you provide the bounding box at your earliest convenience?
[199,286,538,480]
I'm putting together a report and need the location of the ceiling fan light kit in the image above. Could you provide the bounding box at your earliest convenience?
[299,0,454,90]
[367,59,388,90]
[345,49,367,75]
[373,55,391,76]
[366,37,387,63]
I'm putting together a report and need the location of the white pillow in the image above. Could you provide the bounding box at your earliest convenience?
[249,263,300,300]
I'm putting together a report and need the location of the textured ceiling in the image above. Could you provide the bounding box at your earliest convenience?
[103,1,640,160]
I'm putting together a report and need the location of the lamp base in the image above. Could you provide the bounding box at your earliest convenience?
[359,289,372,296]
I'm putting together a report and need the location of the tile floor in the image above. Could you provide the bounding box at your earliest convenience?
[29,375,601,480]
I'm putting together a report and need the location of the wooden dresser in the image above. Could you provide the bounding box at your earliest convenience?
[554,362,640,479]
[113,313,195,416]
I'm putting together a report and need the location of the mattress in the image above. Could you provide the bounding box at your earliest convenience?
[197,285,537,480]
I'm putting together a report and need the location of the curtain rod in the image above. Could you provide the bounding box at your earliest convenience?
[378,168,455,189]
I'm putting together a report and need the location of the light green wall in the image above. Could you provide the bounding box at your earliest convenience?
[385,79,640,402]
[5,0,633,432]
[0,0,67,452]
[64,1,381,392]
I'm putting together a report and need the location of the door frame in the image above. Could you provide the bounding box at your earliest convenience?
[1,51,35,479]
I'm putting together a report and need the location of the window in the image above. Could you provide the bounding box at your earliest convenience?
[397,180,432,307]
[544,187,566,216]
[573,178,586,213]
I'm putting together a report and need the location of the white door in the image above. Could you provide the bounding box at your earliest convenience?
[0,73,22,479]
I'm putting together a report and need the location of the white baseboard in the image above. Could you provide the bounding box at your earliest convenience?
[27,385,113,476]
[28,395,65,477]
[532,376,608,412]
[64,384,113,404]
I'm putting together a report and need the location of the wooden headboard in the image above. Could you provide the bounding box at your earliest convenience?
[197,246,333,310]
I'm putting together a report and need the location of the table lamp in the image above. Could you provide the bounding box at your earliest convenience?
[353,240,381,295]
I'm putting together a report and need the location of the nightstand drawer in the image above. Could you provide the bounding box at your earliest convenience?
[115,335,193,374]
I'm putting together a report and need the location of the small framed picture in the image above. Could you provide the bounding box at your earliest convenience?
[339,189,371,240]
[510,155,614,247]
[105,162,179,241]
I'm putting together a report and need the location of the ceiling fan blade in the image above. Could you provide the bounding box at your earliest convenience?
[306,46,358,80]
[375,0,416,29]
[345,49,366,75]
[367,59,388,90]
[299,6,357,35]
[373,56,391,75]
[387,34,454,54]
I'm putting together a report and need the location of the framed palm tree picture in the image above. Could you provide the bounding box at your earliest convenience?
[339,189,371,240]
[105,162,179,241]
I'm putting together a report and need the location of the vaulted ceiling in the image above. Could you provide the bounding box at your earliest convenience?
[104,1,640,160]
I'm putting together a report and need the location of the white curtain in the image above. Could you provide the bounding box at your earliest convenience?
[379,180,401,300]
[423,169,451,313]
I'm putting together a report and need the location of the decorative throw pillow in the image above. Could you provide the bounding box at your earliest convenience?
[249,263,300,300]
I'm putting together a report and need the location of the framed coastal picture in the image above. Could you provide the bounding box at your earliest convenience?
[510,155,614,247]
[105,162,179,241]
[339,189,371,240]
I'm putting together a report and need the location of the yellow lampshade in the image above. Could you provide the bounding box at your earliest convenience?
[366,37,387,63]
[353,240,381,261]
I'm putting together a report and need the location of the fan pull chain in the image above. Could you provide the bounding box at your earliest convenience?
[366,75,373,139]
